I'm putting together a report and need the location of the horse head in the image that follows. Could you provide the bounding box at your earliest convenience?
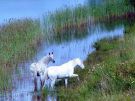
[76,58,85,69]
[48,52,55,63]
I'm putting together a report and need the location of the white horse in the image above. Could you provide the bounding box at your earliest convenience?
[30,52,55,91]
[45,58,85,89]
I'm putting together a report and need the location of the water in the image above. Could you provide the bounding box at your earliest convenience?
[0,23,124,101]
[0,0,85,24]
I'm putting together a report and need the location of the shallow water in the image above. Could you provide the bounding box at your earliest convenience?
[0,23,124,101]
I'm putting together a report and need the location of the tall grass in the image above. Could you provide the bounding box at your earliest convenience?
[42,0,134,38]
[0,19,41,90]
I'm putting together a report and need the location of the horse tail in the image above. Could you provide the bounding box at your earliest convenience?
[47,73,49,79]
[30,63,37,72]
[37,72,40,76]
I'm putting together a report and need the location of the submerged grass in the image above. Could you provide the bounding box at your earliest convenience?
[0,19,42,90]
[50,21,135,100]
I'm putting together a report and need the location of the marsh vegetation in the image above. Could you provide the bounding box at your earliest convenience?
[0,0,135,101]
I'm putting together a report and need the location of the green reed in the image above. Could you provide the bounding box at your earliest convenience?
[0,18,42,90]
[42,0,134,38]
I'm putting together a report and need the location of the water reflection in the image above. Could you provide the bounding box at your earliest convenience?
[46,93,57,101]
[51,24,89,44]
[31,91,57,101]
[86,0,105,6]
[32,92,42,101]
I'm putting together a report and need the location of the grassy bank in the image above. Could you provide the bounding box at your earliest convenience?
[42,21,135,100]
[0,19,42,90]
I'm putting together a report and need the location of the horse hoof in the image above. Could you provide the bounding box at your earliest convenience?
[37,72,40,76]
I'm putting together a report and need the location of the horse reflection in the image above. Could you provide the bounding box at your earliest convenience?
[32,91,57,101]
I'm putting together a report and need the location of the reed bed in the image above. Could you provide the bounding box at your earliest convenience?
[0,19,41,90]
[42,0,134,38]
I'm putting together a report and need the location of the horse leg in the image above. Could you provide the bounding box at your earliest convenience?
[72,74,78,77]
[42,79,45,87]
[65,79,68,87]
[75,74,80,81]
[76,76,80,81]
[48,79,52,89]
[71,74,80,81]
[40,78,45,90]
[49,79,52,89]
[51,79,55,89]
[34,77,37,91]
[40,79,43,90]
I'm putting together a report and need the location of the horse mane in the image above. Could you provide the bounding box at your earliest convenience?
[61,58,81,68]
[39,55,50,64]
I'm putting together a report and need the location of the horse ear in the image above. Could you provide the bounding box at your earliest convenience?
[49,52,50,55]
[52,52,53,54]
